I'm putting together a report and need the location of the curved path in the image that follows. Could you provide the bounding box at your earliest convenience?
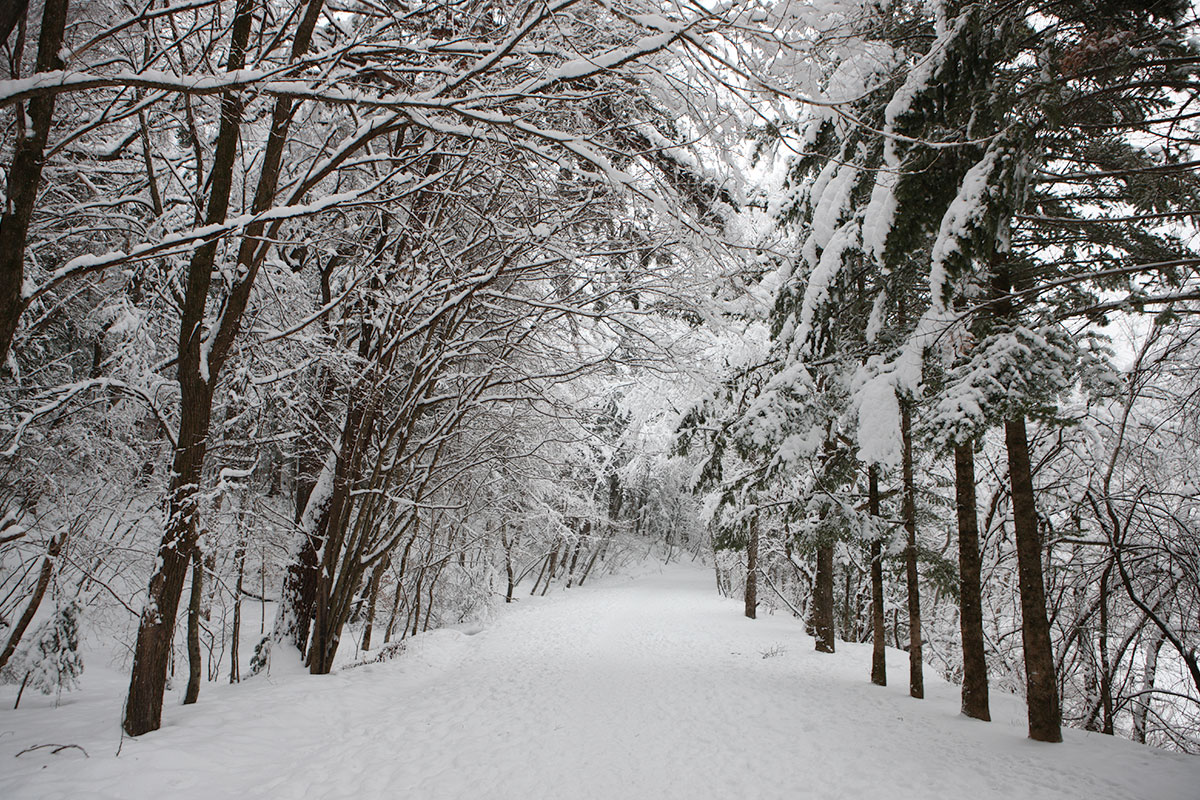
[3,561,1197,799]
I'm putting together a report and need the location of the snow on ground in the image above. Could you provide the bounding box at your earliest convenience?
[2,561,1197,799]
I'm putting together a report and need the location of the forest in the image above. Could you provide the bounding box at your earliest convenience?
[0,0,1198,766]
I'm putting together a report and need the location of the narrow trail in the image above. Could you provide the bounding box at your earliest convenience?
[3,562,1197,799]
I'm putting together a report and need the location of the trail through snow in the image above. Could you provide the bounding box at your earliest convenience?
[2,561,1197,799]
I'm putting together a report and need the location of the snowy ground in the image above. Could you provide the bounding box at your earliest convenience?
[2,561,1197,799]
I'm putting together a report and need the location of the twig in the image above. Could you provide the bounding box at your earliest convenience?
[15,742,89,758]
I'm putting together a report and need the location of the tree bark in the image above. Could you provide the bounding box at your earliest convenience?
[901,401,923,699]
[230,538,246,683]
[841,564,854,641]
[0,533,63,672]
[812,544,836,653]
[744,515,758,619]
[1132,628,1164,744]
[530,549,552,596]
[306,384,383,674]
[578,531,610,587]
[500,524,515,602]
[279,453,335,657]
[123,0,254,737]
[360,556,388,652]
[541,547,559,596]
[955,443,990,720]
[868,465,886,687]
[0,0,67,367]
[1004,416,1062,742]
[183,548,203,705]
[0,0,29,49]
[384,535,415,643]
[565,526,586,588]
[1098,560,1114,735]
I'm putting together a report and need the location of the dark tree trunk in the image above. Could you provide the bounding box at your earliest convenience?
[840,564,854,642]
[1098,561,1114,735]
[0,0,67,366]
[280,528,323,657]
[0,0,29,49]
[901,402,923,699]
[812,545,836,653]
[1004,416,1062,743]
[500,525,515,602]
[744,516,758,620]
[578,530,610,587]
[279,463,334,658]
[868,465,886,687]
[955,443,990,720]
[530,549,552,596]
[360,556,388,652]
[541,547,559,596]
[0,533,63,672]
[565,527,586,588]
[230,539,246,683]
[306,382,382,674]
[280,447,326,655]
[125,379,216,734]
[384,582,405,644]
[123,0,255,738]
[422,565,441,632]
[183,549,203,705]
[384,535,415,643]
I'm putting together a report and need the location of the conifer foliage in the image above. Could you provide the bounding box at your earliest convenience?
[694,0,1200,746]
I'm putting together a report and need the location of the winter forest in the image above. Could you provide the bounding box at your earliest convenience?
[1,0,1200,796]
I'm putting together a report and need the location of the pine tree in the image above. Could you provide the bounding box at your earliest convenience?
[7,600,84,705]
[875,0,1198,742]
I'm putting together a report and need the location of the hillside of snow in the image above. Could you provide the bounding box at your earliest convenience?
[2,561,1196,799]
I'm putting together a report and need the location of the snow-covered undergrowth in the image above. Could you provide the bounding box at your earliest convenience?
[2,561,1196,799]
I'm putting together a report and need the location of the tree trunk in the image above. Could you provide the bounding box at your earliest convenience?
[183,548,203,705]
[125,380,216,734]
[1098,560,1114,735]
[306,387,382,674]
[901,401,923,699]
[0,533,63,672]
[1004,415,1062,743]
[422,565,441,632]
[541,547,559,596]
[744,515,758,619]
[407,566,424,639]
[279,453,335,657]
[565,525,586,588]
[955,443,990,720]
[383,583,405,644]
[0,0,68,366]
[530,549,552,596]
[812,545,836,653]
[230,539,246,683]
[869,465,886,687]
[0,1,29,50]
[123,0,254,738]
[578,531,610,587]
[360,556,388,652]
[501,524,515,602]
[841,564,854,641]
[1132,628,1165,744]
[384,535,415,643]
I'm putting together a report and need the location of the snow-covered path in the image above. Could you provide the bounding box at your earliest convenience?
[3,561,1198,799]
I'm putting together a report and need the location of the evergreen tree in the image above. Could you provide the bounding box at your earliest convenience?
[5,600,84,704]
